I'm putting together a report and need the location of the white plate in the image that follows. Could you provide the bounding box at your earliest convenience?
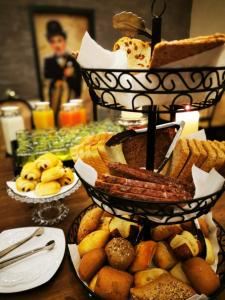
[0,227,65,293]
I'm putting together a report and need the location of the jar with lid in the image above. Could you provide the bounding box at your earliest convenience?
[118,111,148,130]
[32,102,55,129]
[0,106,25,155]
[59,99,86,127]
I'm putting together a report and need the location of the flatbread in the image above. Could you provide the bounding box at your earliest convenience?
[150,33,225,68]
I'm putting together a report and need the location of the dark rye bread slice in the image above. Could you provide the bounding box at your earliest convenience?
[150,33,225,68]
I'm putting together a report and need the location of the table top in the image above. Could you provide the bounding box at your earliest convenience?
[1,157,225,300]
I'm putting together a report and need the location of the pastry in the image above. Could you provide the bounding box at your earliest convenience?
[134,268,168,287]
[16,177,37,192]
[105,237,135,270]
[129,241,156,273]
[153,241,177,270]
[205,238,215,264]
[78,248,106,281]
[130,273,195,300]
[151,224,182,241]
[77,207,103,243]
[170,262,190,284]
[41,166,64,183]
[78,229,109,257]
[170,231,199,259]
[58,168,74,186]
[95,266,133,300]
[113,37,151,69]
[35,181,61,196]
[182,257,220,295]
[20,162,41,181]
[89,272,99,292]
[181,217,209,237]
[35,152,60,171]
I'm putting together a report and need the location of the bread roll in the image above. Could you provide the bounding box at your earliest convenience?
[21,162,41,180]
[134,268,168,287]
[170,262,190,284]
[41,166,64,183]
[35,181,61,196]
[105,237,135,270]
[58,168,74,186]
[151,224,182,241]
[182,257,220,295]
[89,272,99,292]
[95,266,133,300]
[35,152,60,170]
[16,177,37,192]
[153,242,177,270]
[78,248,106,281]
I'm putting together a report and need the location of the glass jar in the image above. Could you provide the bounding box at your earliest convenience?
[32,102,55,129]
[0,106,25,155]
[59,100,86,127]
[118,111,148,130]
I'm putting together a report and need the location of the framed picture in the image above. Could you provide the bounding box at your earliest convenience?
[29,6,95,115]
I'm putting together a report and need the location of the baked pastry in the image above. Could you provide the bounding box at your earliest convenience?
[16,177,37,192]
[129,241,156,273]
[105,237,135,270]
[35,152,60,171]
[78,248,106,281]
[41,166,64,183]
[20,162,41,181]
[58,168,74,186]
[170,262,190,284]
[153,242,177,270]
[95,266,133,300]
[134,268,168,287]
[151,224,182,241]
[113,37,151,69]
[78,229,109,257]
[35,181,61,196]
[181,217,209,237]
[130,273,195,300]
[182,257,220,295]
[89,272,99,292]
[205,237,215,264]
[77,207,103,243]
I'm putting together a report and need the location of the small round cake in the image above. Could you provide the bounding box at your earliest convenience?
[105,237,135,270]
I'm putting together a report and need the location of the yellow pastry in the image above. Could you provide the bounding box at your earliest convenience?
[58,168,74,186]
[21,162,41,181]
[35,153,60,171]
[16,177,37,192]
[35,181,61,196]
[41,166,64,183]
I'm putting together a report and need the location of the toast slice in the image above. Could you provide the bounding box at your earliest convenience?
[193,139,208,168]
[209,141,225,171]
[179,139,200,181]
[213,141,225,176]
[201,141,217,172]
[130,273,195,300]
[168,139,190,178]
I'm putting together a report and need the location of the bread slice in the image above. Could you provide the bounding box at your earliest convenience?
[209,141,225,171]
[214,141,225,176]
[193,139,208,168]
[179,139,200,181]
[150,33,225,67]
[201,141,218,172]
[130,273,195,300]
[168,139,190,178]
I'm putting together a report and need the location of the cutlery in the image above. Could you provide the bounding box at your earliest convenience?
[0,227,44,259]
[0,240,55,269]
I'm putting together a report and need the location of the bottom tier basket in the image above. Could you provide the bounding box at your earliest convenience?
[67,205,225,300]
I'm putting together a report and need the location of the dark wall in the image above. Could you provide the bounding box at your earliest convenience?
[0,0,192,99]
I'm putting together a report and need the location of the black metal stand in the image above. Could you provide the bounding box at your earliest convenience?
[146,106,157,170]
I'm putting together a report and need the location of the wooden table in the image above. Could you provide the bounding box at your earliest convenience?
[1,157,225,300]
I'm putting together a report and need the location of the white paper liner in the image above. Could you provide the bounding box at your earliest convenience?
[77,32,225,108]
[6,173,79,200]
[68,211,220,300]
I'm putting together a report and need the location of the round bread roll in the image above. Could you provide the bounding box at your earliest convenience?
[105,237,135,270]
[182,257,220,295]
[78,248,106,281]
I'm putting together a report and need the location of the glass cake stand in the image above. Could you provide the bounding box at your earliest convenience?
[7,177,81,225]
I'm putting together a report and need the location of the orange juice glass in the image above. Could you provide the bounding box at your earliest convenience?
[32,102,55,129]
[59,101,86,127]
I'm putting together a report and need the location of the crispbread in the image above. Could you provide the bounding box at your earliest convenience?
[179,139,200,181]
[150,33,225,68]
[193,139,208,168]
[201,141,217,172]
[209,141,225,171]
[168,139,190,178]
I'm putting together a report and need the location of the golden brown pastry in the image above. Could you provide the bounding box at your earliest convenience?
[78,248,106,281]
[170,262,190,284]
[35,181,61,196]
[105,237,135,270]
[170,231,199,259]
[16,177,37,192]
[129,241,156,273]
[35,152,60,171]
[41,166,64,183]
[151,224,183,241]
[134,268,168,287]
[77,207,103,243]
[20,162,41,181]
[205,238,215,264]
[153,242,177,270]
[78,230,109,257]
[58,168,74,186]
[130,273,195,300]
[89,272,99,292]
[182,257,220,295]
[95,266,133,300]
